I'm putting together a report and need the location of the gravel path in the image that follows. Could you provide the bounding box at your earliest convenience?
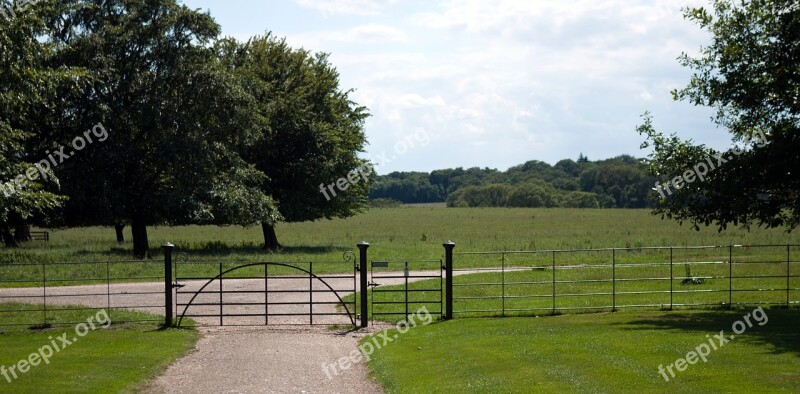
[144,326,384,394]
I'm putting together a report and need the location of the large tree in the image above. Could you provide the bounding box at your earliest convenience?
[0,1,80,247]
[639,0,800,230]
[218,34,371,250]
[46,0,277,258]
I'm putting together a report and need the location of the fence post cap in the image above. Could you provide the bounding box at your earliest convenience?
[162,242,175,249]
[443,241,455,247]
[357,241,369,247]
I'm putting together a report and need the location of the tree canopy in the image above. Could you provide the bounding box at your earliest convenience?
[44,0,280,258]
[219,34,371,250]
[369,155,655,209]
[0,2,78,247]
[0,0,370,257]
[639,0,800,230]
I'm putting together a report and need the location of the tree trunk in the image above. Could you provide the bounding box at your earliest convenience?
[261,222,281,251]
[2,227,18,248]
[14,223,31,242]
[114,223,125,244]
[131,216,150,259]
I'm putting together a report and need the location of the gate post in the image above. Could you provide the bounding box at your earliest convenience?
[163,243,174,327]
[358,242,369,328]
[444,241,455,320]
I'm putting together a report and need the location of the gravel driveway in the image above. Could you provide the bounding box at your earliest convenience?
[144,326,384,394]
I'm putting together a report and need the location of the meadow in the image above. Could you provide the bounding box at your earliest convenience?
[1,207,796,288]
[4,207,797,264]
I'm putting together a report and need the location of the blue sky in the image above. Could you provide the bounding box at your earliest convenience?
[182,0,723,174]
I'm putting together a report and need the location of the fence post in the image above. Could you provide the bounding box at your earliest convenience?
[552,251,556,314]
[669,247,673,310]
[729,245,733,307]
[501,252,506,317]
[162,243,174,327]
[358,242,369,328]
[612,249,616,311]
[444,241,455,320]
[787,244,791,307]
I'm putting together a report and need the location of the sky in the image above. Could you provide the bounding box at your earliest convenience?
[182,0,723,174]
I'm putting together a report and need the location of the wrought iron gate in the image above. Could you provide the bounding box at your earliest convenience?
[173,254,358,327]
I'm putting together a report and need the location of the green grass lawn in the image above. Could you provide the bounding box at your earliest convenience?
[365,309,800,393]
[0,305,197,393]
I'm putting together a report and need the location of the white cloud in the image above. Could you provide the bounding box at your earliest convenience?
[294,0,398,16]
[325,24,408,44]
[205,0,720,172]
[395,94,446,108]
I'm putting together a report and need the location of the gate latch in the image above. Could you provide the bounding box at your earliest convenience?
[172,282,185,289]
[368,281,381,288]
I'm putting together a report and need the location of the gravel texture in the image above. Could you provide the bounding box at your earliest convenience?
[144,326,384,394]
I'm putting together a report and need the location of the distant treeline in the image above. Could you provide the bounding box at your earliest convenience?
[370,155,657,208]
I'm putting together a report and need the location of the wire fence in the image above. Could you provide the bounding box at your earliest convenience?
[451,244,800,317]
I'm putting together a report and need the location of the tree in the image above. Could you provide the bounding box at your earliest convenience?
[507,182,558,208]
[0,2,78,247]
[639,0,800,230]
[219,35,370,250]
[47,0,277,258]
[560,192,600,208]
[447,184,512,207]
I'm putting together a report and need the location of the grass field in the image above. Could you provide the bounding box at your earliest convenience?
[1,207,797,288]
[0,305,196,392]
[364,309,800,393]
[4,207,798,264]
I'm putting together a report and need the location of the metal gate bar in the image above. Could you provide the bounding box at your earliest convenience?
[175,258,357,327]
[370,259,443,322]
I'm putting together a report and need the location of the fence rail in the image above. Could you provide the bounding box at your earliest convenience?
[370,259,443,321]
[451,244,800,317]
[0,259,165,327]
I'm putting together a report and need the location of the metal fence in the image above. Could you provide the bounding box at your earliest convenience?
[2,243,798,328]
[0,259,165,327]
[451,244,800,317]
[369,259,443,322]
